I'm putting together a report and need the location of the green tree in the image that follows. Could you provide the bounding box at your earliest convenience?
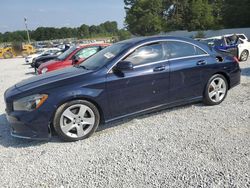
[165,0,192,31]
[78,24,89,38]
[187,0,215,31]
[125,0,165,35]
[117,29,131,40]
[222,0,250,28]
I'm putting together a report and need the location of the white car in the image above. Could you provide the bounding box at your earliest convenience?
[25,48,61,64]
[201,34,250,61]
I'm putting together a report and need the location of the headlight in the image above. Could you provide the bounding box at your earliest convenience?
[13,94,48,111]
[41,68,48,74]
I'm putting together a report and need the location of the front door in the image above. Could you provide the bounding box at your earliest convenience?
[106,42,170,120]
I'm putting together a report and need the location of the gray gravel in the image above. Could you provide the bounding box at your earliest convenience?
[0,58,249,188]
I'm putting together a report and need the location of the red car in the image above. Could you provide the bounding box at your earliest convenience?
[37,43,110,74]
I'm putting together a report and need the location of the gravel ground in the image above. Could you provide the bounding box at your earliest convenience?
[0,58,249,188]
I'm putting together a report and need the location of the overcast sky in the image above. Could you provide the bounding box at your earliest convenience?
[0,0,126,33]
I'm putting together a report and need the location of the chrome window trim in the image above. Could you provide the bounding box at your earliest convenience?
[107,39,209,73]
[133,59,167,68]
[133,54,210,69]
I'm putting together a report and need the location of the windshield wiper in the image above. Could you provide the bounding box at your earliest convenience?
[74,64,89,70]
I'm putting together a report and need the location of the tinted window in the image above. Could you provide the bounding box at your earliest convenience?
[238,35,246,40]
[195,46,206,55]
[124,43,164,66]
[163,41,206,59]
[57,46,76,60]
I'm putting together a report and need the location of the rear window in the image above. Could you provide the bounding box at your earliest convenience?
[163,41,206,59]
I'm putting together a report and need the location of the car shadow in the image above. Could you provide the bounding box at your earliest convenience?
[241,67,250,77]
[25,71,36,75]
[0,102,203,147]
[96,102,203,133]
[0,113,47,148]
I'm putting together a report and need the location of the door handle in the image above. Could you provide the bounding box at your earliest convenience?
[196,60,207,66]
[154,66,165,72]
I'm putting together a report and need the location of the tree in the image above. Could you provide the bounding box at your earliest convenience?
[163,0,190,31]
[124,0,137,9]
[78,24,89,38]
[222,0,250,28]
[125,0,165,35]
[187,0,215,31]
[117,29,131,40]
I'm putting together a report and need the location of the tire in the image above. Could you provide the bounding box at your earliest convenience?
[53,100,100,142]
[240,50,249,61]
[3,52,13,59]
[203,74,228,106]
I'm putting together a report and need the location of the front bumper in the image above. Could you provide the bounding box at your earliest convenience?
[6,113,51,140]
[7,108,51,140]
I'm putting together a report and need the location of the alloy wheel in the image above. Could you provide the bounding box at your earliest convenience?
[60,104,95,138]
[241,50,249,61]
[208,77,227,103]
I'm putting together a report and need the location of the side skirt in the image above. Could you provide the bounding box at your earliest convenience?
[105,96,203,124]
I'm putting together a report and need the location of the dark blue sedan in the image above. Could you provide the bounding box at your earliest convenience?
[4,36,241,141]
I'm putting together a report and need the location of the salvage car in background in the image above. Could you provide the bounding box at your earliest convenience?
[201,33,250,61]
[4,36,241,141]
[31,45,71,70]
[25,48,61,64]
[37,43,110,74]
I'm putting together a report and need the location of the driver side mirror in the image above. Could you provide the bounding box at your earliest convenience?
[115,61,134,71]
[72,56,80,65]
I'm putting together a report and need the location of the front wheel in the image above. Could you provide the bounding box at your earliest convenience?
[53,100,100,141]
[203,74,228,105]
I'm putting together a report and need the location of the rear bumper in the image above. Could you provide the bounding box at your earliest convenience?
[229,67,241,89]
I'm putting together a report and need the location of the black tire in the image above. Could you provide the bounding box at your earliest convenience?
[203,74,228,106]
[3,52,13,59]
[240,50,249,61]
[53,100,100,142]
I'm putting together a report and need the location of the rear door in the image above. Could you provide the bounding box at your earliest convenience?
[164,41,210,102]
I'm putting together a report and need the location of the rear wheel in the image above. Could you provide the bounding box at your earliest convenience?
[53,100,100,141]
[203,74,228,105]
[240,50,249,61]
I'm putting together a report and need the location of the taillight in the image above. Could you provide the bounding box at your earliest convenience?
[233,56,239,63]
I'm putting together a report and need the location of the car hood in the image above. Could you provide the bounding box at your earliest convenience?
[15,67,91,92]
[39,54,57,59]
[27,54,38,59]
[39,59,63,69]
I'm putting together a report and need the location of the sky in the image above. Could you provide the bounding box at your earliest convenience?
[0,0,126,33]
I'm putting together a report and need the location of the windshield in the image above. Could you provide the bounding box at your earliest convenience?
[80,43,128,70]
[57,46,76,60]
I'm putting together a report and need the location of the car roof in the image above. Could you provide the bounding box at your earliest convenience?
[78,43,110,48]
[118,35,212,53]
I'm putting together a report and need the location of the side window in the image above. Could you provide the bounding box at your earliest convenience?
[163,41,206,59]
[238,35,246,40]
[124,43,164,66]
[75,47,99,59]
[195,46,206,55]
